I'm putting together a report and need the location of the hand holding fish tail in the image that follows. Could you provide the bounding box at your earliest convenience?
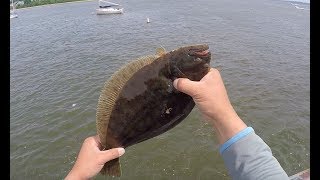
[173,68,247,145]
[65,135,125,180]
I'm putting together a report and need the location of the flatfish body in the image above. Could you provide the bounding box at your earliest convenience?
[96,44,211,176]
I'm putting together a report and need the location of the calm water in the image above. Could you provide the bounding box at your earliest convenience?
[10,0,310,179]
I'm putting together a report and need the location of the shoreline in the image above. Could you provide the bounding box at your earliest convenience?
[16,0,95,10]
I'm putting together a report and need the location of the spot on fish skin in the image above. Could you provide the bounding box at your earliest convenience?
[167,82,173,93]
[165,108,173,114]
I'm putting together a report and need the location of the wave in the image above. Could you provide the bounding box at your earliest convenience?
[284,0,310,4]
[283,0,310,10]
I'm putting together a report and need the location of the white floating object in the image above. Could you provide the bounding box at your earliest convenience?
[72,104,76,107]
[147,18,150,23]
[294,5,304,10]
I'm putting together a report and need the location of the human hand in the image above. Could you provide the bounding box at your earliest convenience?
[173,68,237,122]
[65,135,125,180]
[173,68,247,144]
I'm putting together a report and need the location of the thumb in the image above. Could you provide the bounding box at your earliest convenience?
[173,78,199,97]
[100,148,125,163]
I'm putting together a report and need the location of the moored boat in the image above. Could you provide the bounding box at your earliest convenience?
[96,0,123,15]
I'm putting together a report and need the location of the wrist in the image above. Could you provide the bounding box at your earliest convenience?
[206,104,239,124]
[219,127,254,154]
[207,109,247,144]
[65,168,88,180]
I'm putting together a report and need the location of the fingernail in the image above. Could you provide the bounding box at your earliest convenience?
[173,79,179,89]
[118,148,125,156]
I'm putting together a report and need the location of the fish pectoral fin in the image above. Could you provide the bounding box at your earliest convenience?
[156,46,166,56]
[100,157,121,177]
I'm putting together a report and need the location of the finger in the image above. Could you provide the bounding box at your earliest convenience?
[92,135,103,149]
[213,66,222,71]
[92,135,100,143]
[99,148,125,163]
[209,68,220,75]
[173,78,199,97]
[201,68,221,83]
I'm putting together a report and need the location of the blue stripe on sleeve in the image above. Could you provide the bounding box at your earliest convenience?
[219,127,254,154]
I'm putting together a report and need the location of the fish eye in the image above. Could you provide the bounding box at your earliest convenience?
[194,58,202,62]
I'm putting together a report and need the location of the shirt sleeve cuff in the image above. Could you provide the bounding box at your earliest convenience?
[219,127,254,154]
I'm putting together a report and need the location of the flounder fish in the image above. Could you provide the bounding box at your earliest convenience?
[96,44,211,176]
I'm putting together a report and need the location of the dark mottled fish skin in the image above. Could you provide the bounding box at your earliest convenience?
[106,44,211,148]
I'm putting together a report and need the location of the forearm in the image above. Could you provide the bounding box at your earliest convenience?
[220,127,289,180]
[206,106,247,145]
[173,69,288,179]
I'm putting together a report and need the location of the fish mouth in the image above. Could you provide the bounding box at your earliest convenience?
[188,47,210,58]
[194,49,210,57]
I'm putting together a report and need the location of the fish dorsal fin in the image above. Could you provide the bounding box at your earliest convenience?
[96,54,159,148]
[156,46,166,56]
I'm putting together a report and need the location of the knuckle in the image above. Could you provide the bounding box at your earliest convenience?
[210,69,221,79]
[109,149,118,157]
[211,68,220,74]
[101,149,118,162]
[84,137,93,143]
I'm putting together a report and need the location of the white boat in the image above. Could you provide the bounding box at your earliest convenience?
[96,0,123,15]
[10,0,18,19]
[10,13,18,19]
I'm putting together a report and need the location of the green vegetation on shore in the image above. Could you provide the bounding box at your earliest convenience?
[16,0,89,9]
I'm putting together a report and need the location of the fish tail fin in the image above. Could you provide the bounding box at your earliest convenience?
[100,158,121,177]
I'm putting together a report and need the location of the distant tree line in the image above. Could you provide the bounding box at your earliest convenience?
[16,0,85,8]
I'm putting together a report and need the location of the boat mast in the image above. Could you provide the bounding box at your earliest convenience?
[11,0,15,12]
[99,0,120,6]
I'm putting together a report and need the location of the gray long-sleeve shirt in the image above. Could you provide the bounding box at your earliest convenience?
[220,127,289,180]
